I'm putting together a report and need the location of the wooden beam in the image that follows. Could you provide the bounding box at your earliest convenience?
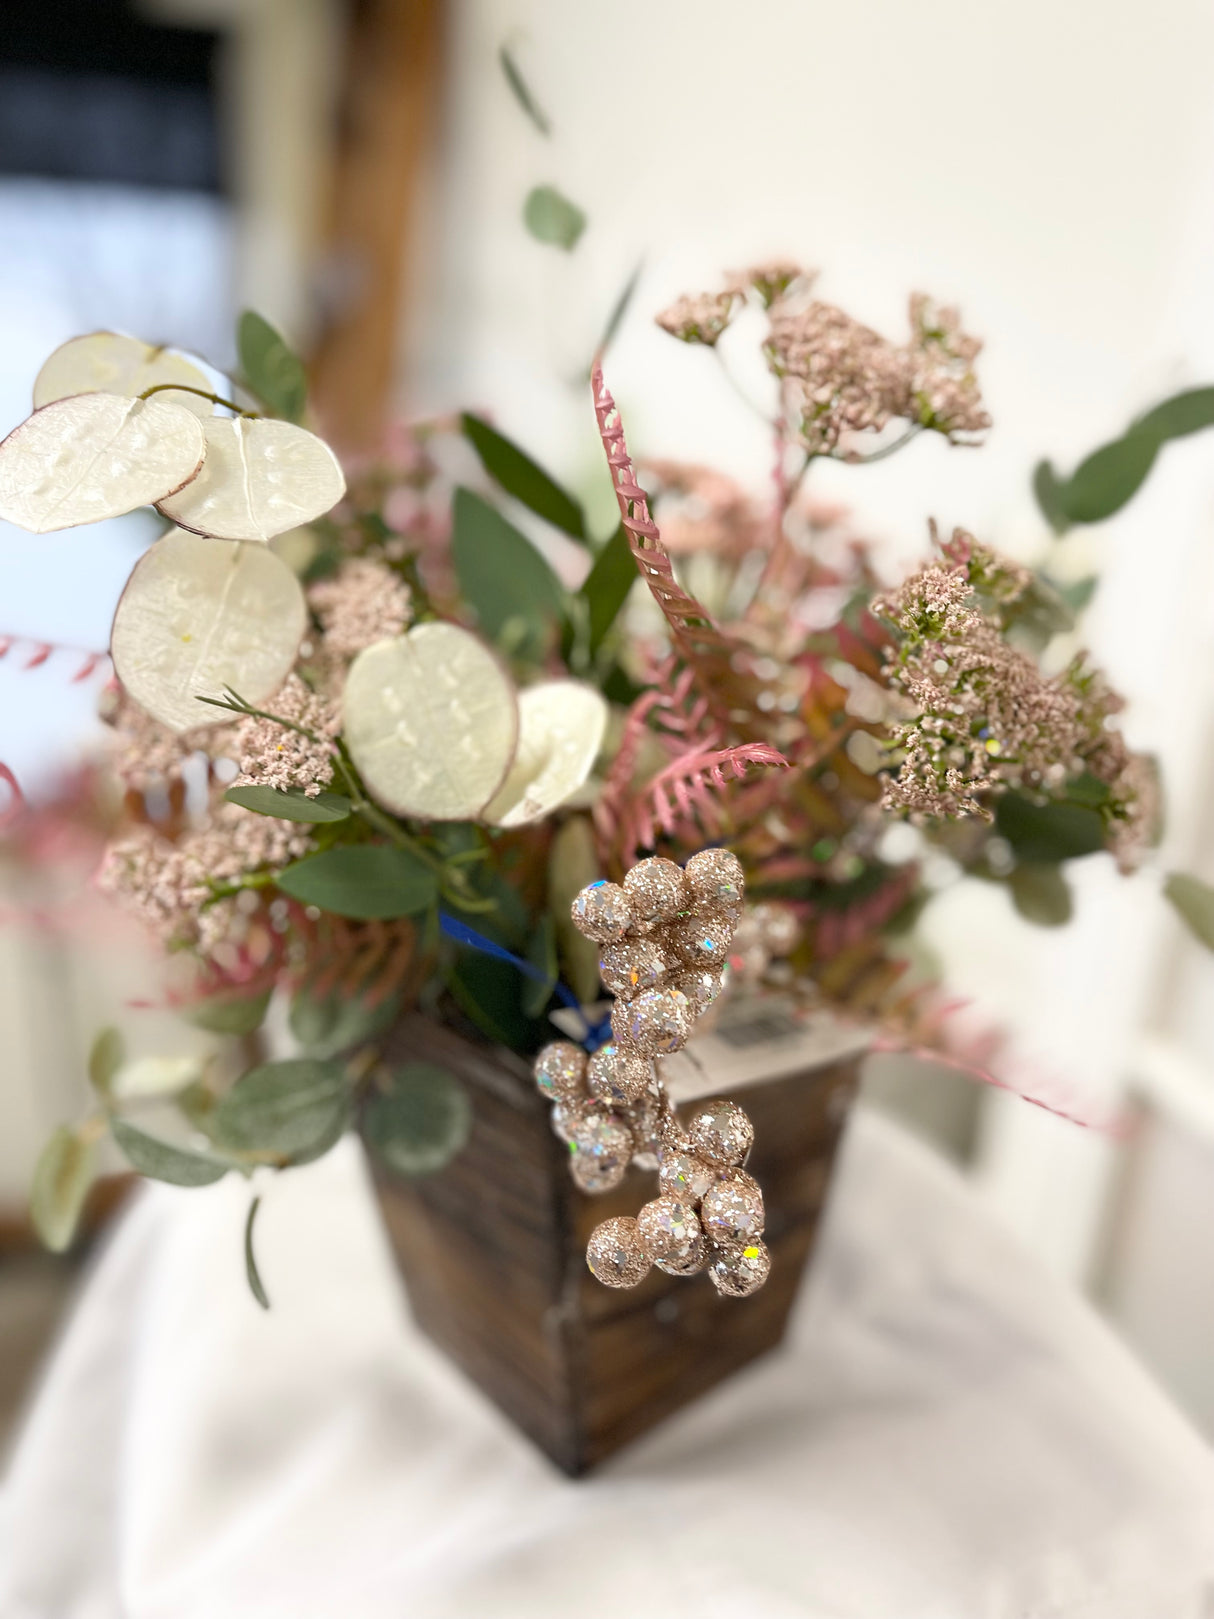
[310,0,444,452]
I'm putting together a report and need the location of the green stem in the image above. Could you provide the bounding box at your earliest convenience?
[138,382,259,418]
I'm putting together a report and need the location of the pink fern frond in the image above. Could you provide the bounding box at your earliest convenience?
[591,368,766,733]
[612,741,788,862]
[0,633,110,684]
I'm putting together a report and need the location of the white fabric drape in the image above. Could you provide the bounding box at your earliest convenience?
[3,1107,1212,1618]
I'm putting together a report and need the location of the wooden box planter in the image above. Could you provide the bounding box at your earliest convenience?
[373,1009,865,1476]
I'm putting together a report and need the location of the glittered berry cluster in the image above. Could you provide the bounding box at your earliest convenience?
[531,850,770,1299]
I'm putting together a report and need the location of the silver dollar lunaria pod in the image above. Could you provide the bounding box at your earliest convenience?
[528,848,769,1299]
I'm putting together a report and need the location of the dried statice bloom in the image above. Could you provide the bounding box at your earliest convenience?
[726,260,813,307]
[98,801,314,953]
[230,674,339,799]
[643,460,767,558]
[307,557,412,660]
[906,293,991,440]
[765,300,913,455]
[655,290,737,346]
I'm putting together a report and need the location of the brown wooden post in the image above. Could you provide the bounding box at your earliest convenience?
[310,0,444,453]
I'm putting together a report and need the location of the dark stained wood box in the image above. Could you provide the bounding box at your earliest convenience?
[373,1011,862,1475]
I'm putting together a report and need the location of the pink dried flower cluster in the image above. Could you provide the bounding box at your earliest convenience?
[98,802,313,954]
[307,557,412,659]
[102,690,215,792]
[658,265,990,456]
[874,536,1156,863]
[230,674,339,799]
[906,294,991,439]
[654,290,738,346]
[766,298,914,455]
[874,547,1085,816]
[726,260,812,307]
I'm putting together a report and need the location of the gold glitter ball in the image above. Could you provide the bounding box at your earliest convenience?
[598,938,668,1001]
[668,914,735,969]
[533,1040,587,1101]
[753,901,800,956]
[672,966,724,1010]
[636,1195,702,1263]
[550,1097,605,1143]
[688,1098,754,1166]
[655,1238,708,1277]
[570,880,634,944]
[586,1042,653,1105]
[612,986,694,1056]
[701,1169,765,1244]
[586,1216,651,1288]
[568,1111,633,1193]
[623,856,690,926]
[708,1239,771,1297]
[684,848,745,913]
[658,1148,718,1205]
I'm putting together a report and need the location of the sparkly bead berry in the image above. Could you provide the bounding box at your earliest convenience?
[586,1217,651,1288]
[684,848,745,913]
[623,856,690,927]
[570,880,634,944]
[586,1042,653,1106]
[700,1169,765,1245]
[708,1240,771,1297]
[598,938,668,1001]
[688,1098,754,1166]
[532,1040,587,1101]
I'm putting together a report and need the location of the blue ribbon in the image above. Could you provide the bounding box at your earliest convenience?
[439,911,612,1050]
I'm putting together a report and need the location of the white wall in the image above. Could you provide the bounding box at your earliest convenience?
[413,0,1214,1280]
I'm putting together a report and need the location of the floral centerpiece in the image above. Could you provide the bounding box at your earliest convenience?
[2,265,1203,1325]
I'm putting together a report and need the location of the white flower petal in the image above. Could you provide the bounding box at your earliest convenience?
[484,681,608,826]
[0,394,206,534]
[157,417,345,543]
[33,331,217,419]
[111,528,307,732]
[344,623,518,821]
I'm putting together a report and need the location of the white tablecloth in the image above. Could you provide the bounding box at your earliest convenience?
[3,1107,1213,1619]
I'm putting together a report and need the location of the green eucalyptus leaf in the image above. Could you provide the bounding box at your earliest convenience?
[237,309,307,423]
[523,185,586,251]
[224,784,351,823]
[1065,771,1112,808]
[1163,872,1214,951]
[30,1126,95,1253]
[451,486,566,658]
[447,952,549,1051]
[1133,386,1214,442]
[363,1062,471,1178]
[276,844,437,920]
[1061,432,1159,524]
[87,1026,124,1100]
[499,43,550,136]
[210,1058,349,1160]
[1055,575,1098,614]
[1009,863,1073,927]
[461,413,585,541]
[245,1196,270,1309]
[289,982,401,1059]
[596,260,643,363]
[186,987,273,1037]
[995,793,1106,864]
[580,523,637,654]
[111,1117,228,1187]
[1033,460,1070,533]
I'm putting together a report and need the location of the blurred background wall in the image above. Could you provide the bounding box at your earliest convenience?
[1,0,1214,1435]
